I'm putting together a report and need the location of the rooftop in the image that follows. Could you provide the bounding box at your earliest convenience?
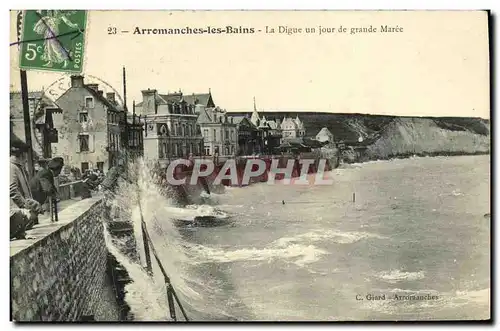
[136,91,214,108]
[10,91,61,119]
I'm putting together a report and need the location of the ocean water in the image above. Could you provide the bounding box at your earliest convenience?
[106,155,490,321]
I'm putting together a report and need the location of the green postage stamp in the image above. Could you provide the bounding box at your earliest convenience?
[18,10,87,73]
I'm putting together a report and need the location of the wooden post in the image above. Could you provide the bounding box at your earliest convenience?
[132,100,136,160]
[141,221,153,275]
[122,66,129,164]
[123,66,127,111]
[137,196,153,275]
[20,70,34,178]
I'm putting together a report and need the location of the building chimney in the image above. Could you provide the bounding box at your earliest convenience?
[141,89,157,115]
[194,104,204,114]
[106,92,116,103]
[70,75,84,88]
[86,83,99,91]
[141,89,157,95]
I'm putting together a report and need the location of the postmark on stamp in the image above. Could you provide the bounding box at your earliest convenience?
[18,10,87,73]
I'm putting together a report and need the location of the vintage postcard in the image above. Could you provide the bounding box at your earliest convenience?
[9,10,490,322]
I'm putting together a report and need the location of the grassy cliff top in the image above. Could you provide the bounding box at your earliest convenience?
[227,111,490,143]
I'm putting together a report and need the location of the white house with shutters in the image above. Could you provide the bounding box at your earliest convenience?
[315,127,334,143]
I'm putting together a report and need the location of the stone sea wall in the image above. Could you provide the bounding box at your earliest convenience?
[10,197,122,322]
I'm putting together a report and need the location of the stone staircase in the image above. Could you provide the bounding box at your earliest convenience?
[106,252,134,321]
[105,212,139,321]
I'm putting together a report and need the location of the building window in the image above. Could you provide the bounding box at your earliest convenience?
[85,97,94,109]
[159,141,168,158]
[110,134,115,151]
[225,130,229,140]
[160,124,168,136]
[28,99,36,112]
[203,129,208,137]
[205,147,210,156]
[81,162,89,173]
[79,112,88,123]
[213,129,217,142]
[97,162,104,172]
[159,142,164,158]
[79,134,89,152]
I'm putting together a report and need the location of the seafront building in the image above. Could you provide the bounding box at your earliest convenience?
[280,115,306,141]
[232,115,263,155]
[197,106,238,157]
[135,89,204,167]
[315,127,334,143]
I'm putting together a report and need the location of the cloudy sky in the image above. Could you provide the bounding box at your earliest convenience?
[10,10,490,118]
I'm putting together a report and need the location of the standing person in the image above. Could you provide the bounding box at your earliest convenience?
[30,157,64,213]
[10,142,43,239]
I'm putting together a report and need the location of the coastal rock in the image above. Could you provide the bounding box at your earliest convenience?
[365,118,490,160]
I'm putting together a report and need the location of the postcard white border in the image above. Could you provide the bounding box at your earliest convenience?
[3,1,497,330]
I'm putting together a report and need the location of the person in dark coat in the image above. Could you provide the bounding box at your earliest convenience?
[30,157,64,207]
[10,141,43,239]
